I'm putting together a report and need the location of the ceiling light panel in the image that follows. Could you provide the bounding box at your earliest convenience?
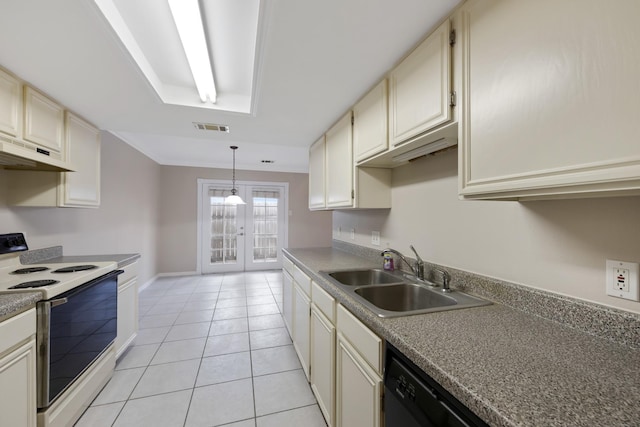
[93,0,262,113]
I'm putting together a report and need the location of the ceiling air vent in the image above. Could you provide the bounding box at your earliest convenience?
[193,122,230,133]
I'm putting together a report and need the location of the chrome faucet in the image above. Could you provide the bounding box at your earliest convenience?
[381,246,425,280]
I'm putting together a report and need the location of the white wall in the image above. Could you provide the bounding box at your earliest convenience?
[333,148,640,314]
[157,165,333,273]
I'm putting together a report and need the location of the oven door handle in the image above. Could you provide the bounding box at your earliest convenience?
[50,297,68,308]
[58,269,124,299]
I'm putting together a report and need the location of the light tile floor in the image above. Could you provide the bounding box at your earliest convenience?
[75,271,328,427]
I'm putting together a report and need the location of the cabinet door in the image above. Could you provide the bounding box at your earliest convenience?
[353,80,388,162]
[293,283,311,379]
[0,68,21,138]
[325,112,354,208]
[310,305,335,427]
[308,136,326,210]
[23,86,64,153]
[389,19,451,147]
[116,278,138,358]
[335,333,382,427]
[282,269,294,338]
[61,112,101,207]
[0,339,37,427]
[458,0,640,199]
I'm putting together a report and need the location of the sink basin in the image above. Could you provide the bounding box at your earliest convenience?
[327,269,402,286]
[320,268,492,317]
[354,283,457,312]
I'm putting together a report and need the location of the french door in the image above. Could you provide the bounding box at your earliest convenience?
[198,180,288,274]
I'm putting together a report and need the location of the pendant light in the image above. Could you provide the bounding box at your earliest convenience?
[224,146,246,205]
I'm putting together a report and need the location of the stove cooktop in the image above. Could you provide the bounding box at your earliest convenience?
[0,261,117,299]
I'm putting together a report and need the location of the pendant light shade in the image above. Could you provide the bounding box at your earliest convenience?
[224,146,246,205]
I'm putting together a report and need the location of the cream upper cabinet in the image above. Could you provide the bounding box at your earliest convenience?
[7,112,101,208]
[309,111,391,210]
[325,112,354,208]
[308,136,326,210]
[353,80,388,163]
[0,68,21,138]
[23,86,64,154]
[388,19,452,147]
[60,112,101,207]
[458,0,640,200]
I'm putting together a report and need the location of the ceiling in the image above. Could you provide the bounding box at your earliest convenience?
[0,0,459,173]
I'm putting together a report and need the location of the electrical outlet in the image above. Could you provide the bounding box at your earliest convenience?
[606,259,639,301]
[350,228,355,240]
[371,231,380,246]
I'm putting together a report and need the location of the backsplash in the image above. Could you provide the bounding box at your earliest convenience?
[333,240,640,349]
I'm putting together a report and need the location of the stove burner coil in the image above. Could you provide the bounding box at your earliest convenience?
[10,279,60,289]
[52,265,98,273]
[10,266,50,274]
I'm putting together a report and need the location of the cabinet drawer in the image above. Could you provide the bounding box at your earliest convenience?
[312,281,335,323]
[337,304,382,374]
[0,308,36,355]
[283,256,294,276]
[293,264,312,297]
[119,261,139,285]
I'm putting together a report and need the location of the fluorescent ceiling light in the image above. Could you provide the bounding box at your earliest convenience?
[168,0,217,103]
[391,138,457,163]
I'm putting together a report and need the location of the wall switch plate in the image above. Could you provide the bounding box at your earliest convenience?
[371,231,380,246]
[350,228,355,240]
[606,259,639,301]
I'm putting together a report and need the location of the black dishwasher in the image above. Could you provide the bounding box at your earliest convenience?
[384,344,489,427]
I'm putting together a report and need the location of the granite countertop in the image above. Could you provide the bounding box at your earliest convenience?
[0,293,42,322]
[42,253,140,268]
[284,247,640,427]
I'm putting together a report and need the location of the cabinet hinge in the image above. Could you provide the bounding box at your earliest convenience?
[449,29,456,46]
[449,91,457,108]
[351,189,355,199]
[351,115,354,126]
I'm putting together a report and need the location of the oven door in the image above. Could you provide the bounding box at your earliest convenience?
[36,269,122,408]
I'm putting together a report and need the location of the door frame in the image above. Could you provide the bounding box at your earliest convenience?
[196,178,289,274]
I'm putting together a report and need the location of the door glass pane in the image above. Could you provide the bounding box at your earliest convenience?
[252,189,279,263]
[209,188,237,264]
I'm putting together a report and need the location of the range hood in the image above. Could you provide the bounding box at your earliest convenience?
[0,134,74,172]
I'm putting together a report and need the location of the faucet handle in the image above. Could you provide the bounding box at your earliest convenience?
[431,268,451,292]
[409,245,423,263]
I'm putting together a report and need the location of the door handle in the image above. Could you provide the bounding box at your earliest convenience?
[237,233,245,236]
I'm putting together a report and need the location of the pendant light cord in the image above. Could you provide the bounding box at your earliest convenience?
[231,145,238,195]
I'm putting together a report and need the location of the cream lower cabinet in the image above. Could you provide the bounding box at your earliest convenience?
[0,309,37,427]
[335,304,382,427]
[458,0,640,200]
[282,268,294,337]
[310,281,337,427]
[293,283,311,379]
[292,264,312,379]
[115,261,138,359]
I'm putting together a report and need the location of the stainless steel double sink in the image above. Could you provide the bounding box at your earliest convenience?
[320,268,490,318]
